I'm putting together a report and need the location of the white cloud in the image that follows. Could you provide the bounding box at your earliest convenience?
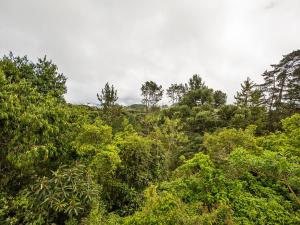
[0,0,299,105]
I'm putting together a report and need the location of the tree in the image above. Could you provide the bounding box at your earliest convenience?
[97,82,118,109]
[31,163,101,224]
[229,115,300,207]
[233,78,267,132]
[114,128,166,190]
[203,125,260,165]
[258,50,300,130]
[213,90,227,107]
[188,74,205,90]
[180,86,214,106]
[166,83,186,104]
[0,69,82,224]
[0,53,67,100]
[0,72,73,184]
[150,117,188,170]
[286,67,300,109]
[179,75,221,107]
[141,81,163,111]
[34,56,67,99]
[234,77,256,107]
[260,50,300,112]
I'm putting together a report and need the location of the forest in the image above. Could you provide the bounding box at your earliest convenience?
[0,50,299,224]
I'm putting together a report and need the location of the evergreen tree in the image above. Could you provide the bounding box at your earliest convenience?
[97,82,118,108]
[260,69,278,112]
[141,81,163,110]
[179,75,216,106]
[234,77,255,107]
[188,74,205,90]
[213,90,227,107]
[261,50,300,111]
[34,56,67,99]
[249,89,265,108]
[286,66,300,109]
[166,83,186,104]
[259,50,300,130]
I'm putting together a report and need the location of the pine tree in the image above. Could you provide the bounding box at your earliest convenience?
[261,70,277,110]
[234,77,255,107]
[141,81,163,111]
[188,74,205,90]
[260,50,300,111]
[166,83,186,104]
[213,90,227,107]
[97,82,118,109]
[259,50,300,130]
[286,67,300,109]
[249,89,264,108]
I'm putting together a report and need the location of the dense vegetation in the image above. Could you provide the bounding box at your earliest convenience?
[0,50,299,224]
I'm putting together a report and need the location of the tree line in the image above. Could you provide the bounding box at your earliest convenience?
[100,50,299,131]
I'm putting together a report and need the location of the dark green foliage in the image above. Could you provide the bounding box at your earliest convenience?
[213,90,227,107]
[235,77,256,107]
[97,82,118,109]
[179,75,227,109]
[188,74,205,90]
[260,50,300,130]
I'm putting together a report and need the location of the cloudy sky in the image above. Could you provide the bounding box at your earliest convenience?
[0,0,299,105]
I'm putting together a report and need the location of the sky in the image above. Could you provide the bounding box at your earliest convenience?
[0,0,299,105]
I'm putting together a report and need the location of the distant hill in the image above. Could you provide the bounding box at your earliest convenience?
[126,103,145,109]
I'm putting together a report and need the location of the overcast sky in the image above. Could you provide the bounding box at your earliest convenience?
[0,0,299,105]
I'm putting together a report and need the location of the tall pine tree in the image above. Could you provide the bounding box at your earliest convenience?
[261,50,300,111]
[97,82,118,109]
[235,77,255,107]
[260,50,300,130]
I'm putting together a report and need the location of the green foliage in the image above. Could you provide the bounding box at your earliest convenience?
[260,50,300,130]
[123,186,191,225]
[97,82,118,109]
[203,126,261,165]
[141,81,163,110]
[114,128,166,190]
[163,153,230,208]
[73,120,113,156]
[188,74,206,90]
[0,52,67,100]
[179,74,227,108]
[180,87,214,106]
[235,77,256,107]
[30,163,101,224]
[0,73,75,195]
[213,90,227,107]
[166,83,186,104]
[150,117,188,170]
[124,156,234,225]
[1,52,300,224]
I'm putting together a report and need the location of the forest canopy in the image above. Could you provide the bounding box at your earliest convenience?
[0,50,299,224]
